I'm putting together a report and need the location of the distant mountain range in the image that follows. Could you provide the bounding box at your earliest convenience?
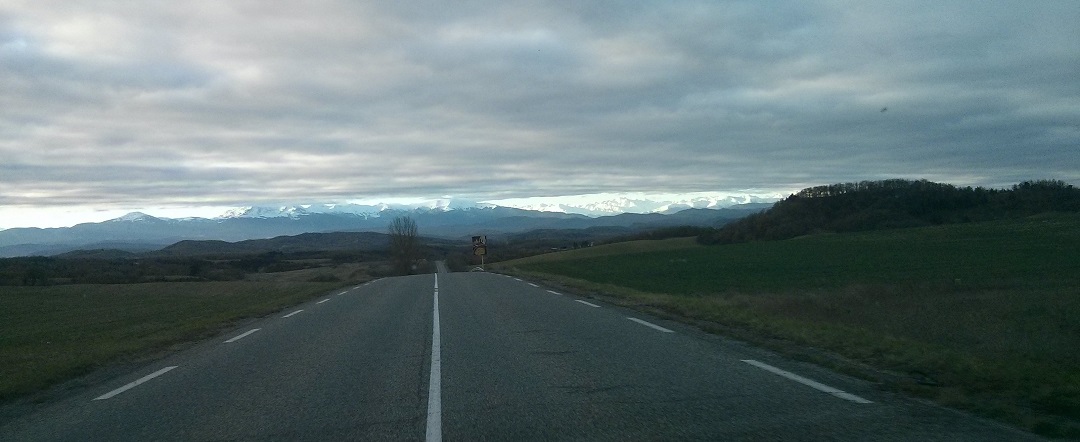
[218,199,492,219]
[0,203,773,257]
[218,193,782,218]
[486,194,783,216]
[155,231,395,257]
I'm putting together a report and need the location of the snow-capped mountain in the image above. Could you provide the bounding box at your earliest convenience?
[215,194,782,220]
[220,199,496,219]
[110,212,160,222]
[484,193,783,217]
[0,192,785,256]
[212,193,786,219]
[221,206,313,219]
[0,198,773,257]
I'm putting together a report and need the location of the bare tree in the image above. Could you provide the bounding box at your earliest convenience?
[388,216,419,275]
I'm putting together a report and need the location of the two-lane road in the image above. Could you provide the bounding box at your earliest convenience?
[1,272,1040,440]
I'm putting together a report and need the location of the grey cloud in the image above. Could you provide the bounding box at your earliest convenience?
[1,1,1078,214]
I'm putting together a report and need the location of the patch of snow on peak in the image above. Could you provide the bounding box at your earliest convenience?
[522,203,568,213]
[485,192,785,216]
[407,198,493,211]
[295,204,383,217]
[112,212,157,222]
[216,199,497,219]
[220,207,253,218]
[220,206,310,219]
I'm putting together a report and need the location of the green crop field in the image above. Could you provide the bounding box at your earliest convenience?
[0,281,344,402]
[499,214,1080,437]
[518,214,1079,294]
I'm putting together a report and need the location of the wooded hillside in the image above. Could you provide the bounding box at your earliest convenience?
[698,179,1080,244]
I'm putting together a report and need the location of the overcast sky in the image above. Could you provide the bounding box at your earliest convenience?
[2,1,1078,228]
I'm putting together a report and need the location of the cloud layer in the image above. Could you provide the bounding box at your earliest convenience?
[2,1,1078,214]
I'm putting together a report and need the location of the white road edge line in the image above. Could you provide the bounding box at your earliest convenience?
[575,300,601,308]
[426,274,442,442]
[741,359,873,404]
[546,290,562,295]
[282,309,303,318]
[627,317,674,333]
[224,328,260,343]
[93,366,178,401]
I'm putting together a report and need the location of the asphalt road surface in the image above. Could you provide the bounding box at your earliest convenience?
[0,270,1041,441]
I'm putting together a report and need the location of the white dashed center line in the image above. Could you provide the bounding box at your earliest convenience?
[742,359,873,403]
[224,328,260,343]
[93,366,178,401]
[627,317,674,333]
[575,300,601,308]
[282,310,304,318]
[427,274,442,442]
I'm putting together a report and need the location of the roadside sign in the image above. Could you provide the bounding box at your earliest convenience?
[472,235,487,257]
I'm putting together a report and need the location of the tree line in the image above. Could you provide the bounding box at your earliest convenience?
[0,250,379,286]
[602,226,717,244]
[698,179,1080,245]
[1,215,428,285]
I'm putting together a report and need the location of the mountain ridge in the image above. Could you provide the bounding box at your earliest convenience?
[0,204,769,257]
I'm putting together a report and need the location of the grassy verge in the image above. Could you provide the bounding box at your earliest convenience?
[494,214,1080,438]
[0,280,348,402]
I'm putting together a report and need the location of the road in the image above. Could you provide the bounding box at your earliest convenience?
[0,270,1040,441]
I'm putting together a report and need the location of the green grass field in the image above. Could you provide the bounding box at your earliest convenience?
[498,214,1080,437]
[518,214,1079,294]
[0,281,345,402]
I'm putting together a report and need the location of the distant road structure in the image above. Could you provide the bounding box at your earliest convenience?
[434,260,449,274]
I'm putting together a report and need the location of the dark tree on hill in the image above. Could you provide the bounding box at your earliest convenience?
[388,216,420,275]
[698,179,1080,245]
